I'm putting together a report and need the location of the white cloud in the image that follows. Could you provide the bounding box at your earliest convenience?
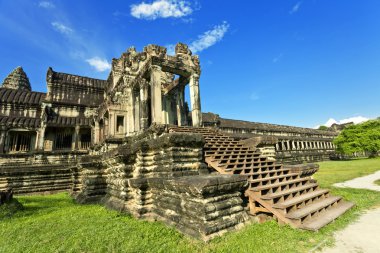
[131,0,192,20]
[189,21,229,53]
[39,1,55,9]
[316,116,370,128]
[86,57,111,72]
[289,1,302,14]
[51,22,73,35]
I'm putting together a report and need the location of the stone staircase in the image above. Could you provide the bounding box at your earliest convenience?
[169,126,354,231]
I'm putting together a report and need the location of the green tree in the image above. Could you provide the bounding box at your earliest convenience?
[318,125,329,130]
[334,119,380,157]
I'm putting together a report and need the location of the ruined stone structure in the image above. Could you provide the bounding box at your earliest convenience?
[0,43,354,240]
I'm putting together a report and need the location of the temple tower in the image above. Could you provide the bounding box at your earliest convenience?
[96,42,202,140]
[1,66,31,91]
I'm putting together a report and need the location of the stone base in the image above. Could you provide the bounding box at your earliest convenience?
[149,174,250,241]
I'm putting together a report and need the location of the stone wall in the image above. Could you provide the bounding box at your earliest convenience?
[0,152,84,194]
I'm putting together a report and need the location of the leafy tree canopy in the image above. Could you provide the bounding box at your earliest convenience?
[334,119,380,156]
[318,125,329,130]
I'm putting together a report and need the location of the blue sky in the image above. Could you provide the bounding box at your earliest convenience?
[0,0,379,128]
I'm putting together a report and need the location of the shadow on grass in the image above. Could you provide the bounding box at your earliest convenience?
[12,192,78,218]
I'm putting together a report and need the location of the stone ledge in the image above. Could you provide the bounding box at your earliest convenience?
[148,174,248,197]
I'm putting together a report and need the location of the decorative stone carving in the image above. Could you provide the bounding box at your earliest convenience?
[144,44,167,58]
[175,42,192,55]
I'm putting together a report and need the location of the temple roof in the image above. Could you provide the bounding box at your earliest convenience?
[0,88,46,105]
[0,116,41,128]
[1,67,32,91]
[47,116,92,127]
[48,67,107,89]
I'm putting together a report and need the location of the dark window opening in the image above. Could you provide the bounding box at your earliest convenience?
[117,116,124,133]
[9,132,32,152]
[80,129,91,149]
[54,131,73,150]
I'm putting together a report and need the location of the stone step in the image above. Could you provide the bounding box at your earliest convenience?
[249,173,300,185]
[233,168,291,176]
[261,183,319,200]
[286,196,341,220]
[213,153,262,160]
[251,177,310,191]
[171,126,355,231]
[273,189,329,209]
[300,201,355,231]
[205,150,258,157]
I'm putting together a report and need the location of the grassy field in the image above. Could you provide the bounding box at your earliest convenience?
[1,158,379,253]
[375,179,380,186]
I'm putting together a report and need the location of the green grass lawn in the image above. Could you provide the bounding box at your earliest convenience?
[374,179,380,186]
[1,158,380,253]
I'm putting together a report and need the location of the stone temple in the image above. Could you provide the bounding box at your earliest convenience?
[0,43,353,240]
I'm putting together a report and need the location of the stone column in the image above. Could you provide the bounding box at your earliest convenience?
[0,130,6,153]
[140,82,149,130]
[134,90,140,131]
[37,126,46,151]
[73,126,80,150]
[94,121,99,144]
[176,86,187,126]
[189,73,202,127]
[150,65,163,124]
[162,95,169,124]
[126,86,135,134]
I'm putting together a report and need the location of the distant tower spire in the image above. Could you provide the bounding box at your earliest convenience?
[1,66,32,91]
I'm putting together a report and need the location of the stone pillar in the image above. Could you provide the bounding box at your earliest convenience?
[140,82,149,130]
[150,65,163,124]
[162,95,169,124]
[275,143,279,151]
[0,130,6,153]
[73,126,80,150]
[126,86,135,135]
[134,90,140,131]
[109,114,114,136]
[94,121,99,144]
[176,86,187,126]
[189,73,202,127]
[37,126,46,151]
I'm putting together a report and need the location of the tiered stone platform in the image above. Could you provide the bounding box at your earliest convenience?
[169,126,354,231]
